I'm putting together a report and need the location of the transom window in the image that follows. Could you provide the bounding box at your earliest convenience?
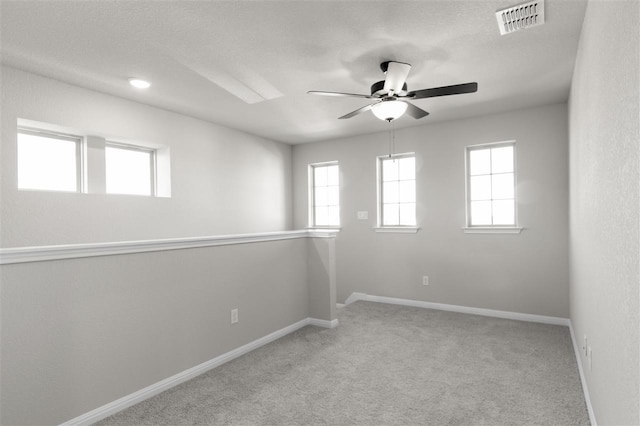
[466,142,516,226]
[378,153,416,226]
[17,128,82,192]
[309,162,340,227]
[105,143,156,196]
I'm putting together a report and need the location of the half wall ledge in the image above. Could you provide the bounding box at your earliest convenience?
[0,229,340,265]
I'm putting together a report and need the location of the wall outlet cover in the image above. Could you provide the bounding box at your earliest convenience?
[357,211,368,220]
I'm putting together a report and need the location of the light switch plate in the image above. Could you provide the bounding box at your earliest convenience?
[357,211,368,220]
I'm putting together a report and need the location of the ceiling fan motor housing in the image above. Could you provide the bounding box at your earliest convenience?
[371,80,408,96]
[308,59,476,121]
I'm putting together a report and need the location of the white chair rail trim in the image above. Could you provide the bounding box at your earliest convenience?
[0,229,339,265]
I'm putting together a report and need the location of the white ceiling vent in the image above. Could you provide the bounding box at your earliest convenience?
[496,0,545,35]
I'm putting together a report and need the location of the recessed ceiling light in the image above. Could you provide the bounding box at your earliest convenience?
[128,78,151,89]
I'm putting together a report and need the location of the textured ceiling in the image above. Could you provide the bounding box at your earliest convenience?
[0,0,587,144]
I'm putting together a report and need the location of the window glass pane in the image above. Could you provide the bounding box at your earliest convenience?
[492,173,514,199]
[315,206,329,226]
[382,158,399,181]
[314,186,328,206]
[106,146,152,196]
[311,163,339,227]
[18,132,78,192]
[327,165,339,186]
[467,144,516,227]
[492,200,515,225]
[491,146,514,173]
[383,181,399,204]
[383,203,400,226]
[470,201,492,225]
[398,157,415,181]
[314,166,327,186]
[399,180,415,203]
[470,175,491,200]
[327,186,339,206]
[327,206,340,226]
[469,149,490,175]
[399,203,416,226]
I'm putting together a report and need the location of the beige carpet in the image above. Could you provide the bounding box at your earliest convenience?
[97,301,590,425]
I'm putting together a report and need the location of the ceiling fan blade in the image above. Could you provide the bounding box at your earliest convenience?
[401,101,430,119]
[308,90,375,99]
[383,62,412,94]
[408,82,478,100]
[338,103,377,119]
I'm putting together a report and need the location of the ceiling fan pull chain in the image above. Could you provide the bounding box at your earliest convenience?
[392,121,396,159]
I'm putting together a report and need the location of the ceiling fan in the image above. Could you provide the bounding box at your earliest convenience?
[308,61,478,122]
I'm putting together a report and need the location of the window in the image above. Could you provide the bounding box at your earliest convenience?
[466,142,516,227]
[309,162,339,227]
[18,128,82,192]
[378,153,416,227]
[105,143,155,196]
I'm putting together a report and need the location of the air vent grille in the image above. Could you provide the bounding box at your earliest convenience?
[496,0,545,35]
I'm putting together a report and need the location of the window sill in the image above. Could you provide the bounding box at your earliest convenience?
[306,227,342,231]
[374,227,421,234]
[463,227,523,234]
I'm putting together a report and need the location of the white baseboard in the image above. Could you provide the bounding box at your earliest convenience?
[309,318,339,328]
[345,292,367,306]
[344,292,569,326]
[60,316,336,426]
[569,321,597,425]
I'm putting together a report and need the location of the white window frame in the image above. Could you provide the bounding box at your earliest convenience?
[17,127,84,193]
[308,161,340,228]
[464,141,522,234]
[105,141,157,196]
[375,152,419,233]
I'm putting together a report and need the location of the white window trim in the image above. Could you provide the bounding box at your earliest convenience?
[17,118,171,198]
[308,161,340,229]
[464,141,521,233]
[462,227,522,234]
[376,152,419,233]
[374,226,420,234]
[17,126,85,193]
[105,141,157,196]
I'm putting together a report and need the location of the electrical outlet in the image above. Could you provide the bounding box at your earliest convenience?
[583,335,588,357]
[231,308,238,324]
[357,211,368,220]
[422,276,429,286]
[588,346,592,371]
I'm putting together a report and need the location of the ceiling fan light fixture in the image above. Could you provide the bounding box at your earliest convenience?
[371,99,408,122]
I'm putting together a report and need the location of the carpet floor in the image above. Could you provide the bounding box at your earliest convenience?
[97,301,590,425]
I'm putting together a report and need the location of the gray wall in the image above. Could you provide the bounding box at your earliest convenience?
[307,237,337,322]
[1,239,314,425]
[293,103,570,318]
[0,67,341,425]
[568,0,639,424]
[0,66,292,247]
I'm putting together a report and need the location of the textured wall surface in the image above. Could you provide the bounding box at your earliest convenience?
[0,66,292,247]
[568,0,640,424]
[293,103,570,317]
